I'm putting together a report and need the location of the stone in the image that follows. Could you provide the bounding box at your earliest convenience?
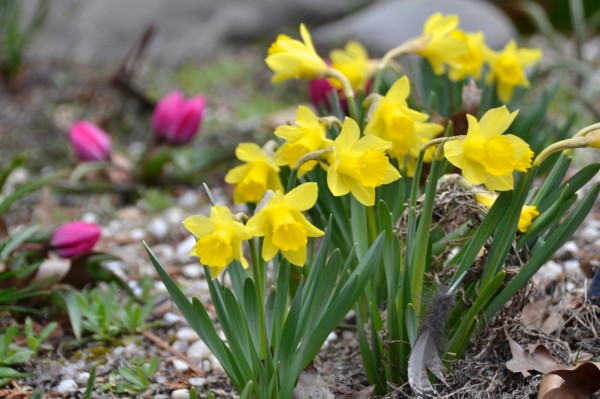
[164,312,184,325]
[56,379,78,393]
[188,377,207,387]
[176,326,199,342]
[148,217,170,239]
[172,359,190,372]
[171,389,190,399]
[75,372,90,385]
[187,340,211,362]
[182,263,203,279]
[313,0,517,55]
[177,236,197,261]
[29,0,367,64]
[178,190,200,208]
[172,339,189,353]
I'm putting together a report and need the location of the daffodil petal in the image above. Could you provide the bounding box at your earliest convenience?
[284,182,319,211]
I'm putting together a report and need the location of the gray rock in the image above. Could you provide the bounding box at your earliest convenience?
[28,0,372,64]
[313,0,517,55]
[75,372,90,385]
[293,369,334,399]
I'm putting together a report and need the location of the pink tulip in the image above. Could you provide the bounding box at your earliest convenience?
[309,78,348,114]
[50,222,101,258]
[152,91,206,145]
[69,121,112,162]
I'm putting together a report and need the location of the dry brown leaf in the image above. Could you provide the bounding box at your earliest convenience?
[538,362,600,399]
[32,186,54,226]
[521,298,551,330]
[505,329,562,377]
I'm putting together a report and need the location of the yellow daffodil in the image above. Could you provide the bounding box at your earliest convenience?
[484,40,542,103]
[447,30,487,81]
[326,117,401,206]
[417,13,468,75]
[364,76,443,175]
[475,192,539,232]
[265,24,328,83]
[273,106,333,176]
[329,41,374,91]
[246,183,323,266]
[183,206,253,278]
[225,143,284,204]
[444,106,534,191]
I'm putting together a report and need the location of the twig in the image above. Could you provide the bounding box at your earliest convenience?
[141,329,205,377]
[111,25,156,109]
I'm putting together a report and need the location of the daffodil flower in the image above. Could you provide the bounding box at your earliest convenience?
[329,41,374,91]
[475,191,539,232]
[444,106,534,191]
[265,24,329,83]
[364,76,443,175]
[447,30,487,81]
[273,106,333,176]
[183,206,253,278]
[484,40,542,103]
[246,183,323,266]
[225,143,284,204]
[417,13,468,75]
[326,117,401,206]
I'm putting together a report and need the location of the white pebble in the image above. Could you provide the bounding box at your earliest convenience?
[342,330,354,340]
[56,379,78,393]
[176,327,199,342]
[177,236,197,260]
[81,212,98,224]
[178,191,199,208]
[130,228,146,240]
[155,395,169,399]
[154,281,168,293]
[188,377,206,387]
[172,340,189,353]
[200,358,213,373]
[152,244,176,261]
[182,264,202,279]
[172,389,190,399]
[164,312,183,325]
[321,331,337,349]
[172,359,190,372]
[187,340,211,362]
[566,282,576,292]
[581,226,600,241]
[564,259,582,274]
[561,241,579,254]
[536,260,563,281]
[148,218,170,239]
[75,372,90,385]
[166,207,185,225]
[208,355,224,373]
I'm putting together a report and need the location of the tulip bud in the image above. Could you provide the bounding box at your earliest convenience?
[152,91,206,145]
[50,222,101,258]
[69,121,112,162]
[309,78,335,110]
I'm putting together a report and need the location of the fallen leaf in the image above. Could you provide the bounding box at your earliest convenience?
[505,329,561,377]
[521,298,551,330]
[538,362,600,399]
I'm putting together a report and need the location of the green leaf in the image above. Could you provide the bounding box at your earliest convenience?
[0,171,64,215]
[60,290,82,340]
[485,183,600,319]
[145,243,243,389]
